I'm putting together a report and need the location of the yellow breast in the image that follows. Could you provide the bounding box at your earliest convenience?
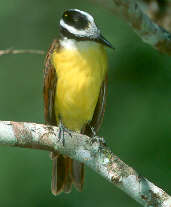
[52,40,107,132]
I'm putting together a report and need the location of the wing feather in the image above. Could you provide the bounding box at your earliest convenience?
[43,39,59,125]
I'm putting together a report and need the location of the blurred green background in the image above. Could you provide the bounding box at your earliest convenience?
[0,0,170,206]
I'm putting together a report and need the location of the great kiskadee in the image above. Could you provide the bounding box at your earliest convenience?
[43,9,113,195]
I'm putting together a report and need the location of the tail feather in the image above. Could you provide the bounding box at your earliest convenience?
[51,153,84,195]
[72,160,84,192]
[51,157,59,195]
[51,154,67,195]
[63,157,72,193]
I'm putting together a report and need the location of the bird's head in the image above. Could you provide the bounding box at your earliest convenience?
[59,9,114,49]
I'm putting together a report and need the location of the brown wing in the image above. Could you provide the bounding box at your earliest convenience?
[83,75,108,137]
[43,39,58,126]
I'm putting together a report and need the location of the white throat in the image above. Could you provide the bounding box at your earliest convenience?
[60,38,100,51]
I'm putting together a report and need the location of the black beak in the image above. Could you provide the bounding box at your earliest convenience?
[96,34,115,50]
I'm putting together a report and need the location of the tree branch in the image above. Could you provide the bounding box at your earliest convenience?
[140,0,171,32]
[0,49,45,56]
[0,121,170,207]
[90,0,171,56]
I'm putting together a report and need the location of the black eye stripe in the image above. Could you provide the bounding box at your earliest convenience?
[63,10,89,29]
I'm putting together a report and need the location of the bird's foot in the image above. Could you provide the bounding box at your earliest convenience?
[90,136,106,146]
[89,126,106,146]
[58,121,72,146]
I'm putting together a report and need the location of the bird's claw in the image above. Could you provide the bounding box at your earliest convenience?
[58,121,72,146]
[90,136,106,146]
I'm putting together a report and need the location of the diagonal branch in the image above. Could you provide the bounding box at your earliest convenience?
[90,0,171,56]
[139,0,171,32]
[0,121,170,207]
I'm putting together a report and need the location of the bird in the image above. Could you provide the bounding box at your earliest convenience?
[43,9,114,195]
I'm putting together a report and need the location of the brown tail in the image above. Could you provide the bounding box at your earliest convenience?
[51,153,84,195]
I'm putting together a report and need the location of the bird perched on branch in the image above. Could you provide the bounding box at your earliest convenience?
[43,9,114,195]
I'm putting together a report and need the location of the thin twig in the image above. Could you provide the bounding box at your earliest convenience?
[0,121,170,207]
[0,49,45,56]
